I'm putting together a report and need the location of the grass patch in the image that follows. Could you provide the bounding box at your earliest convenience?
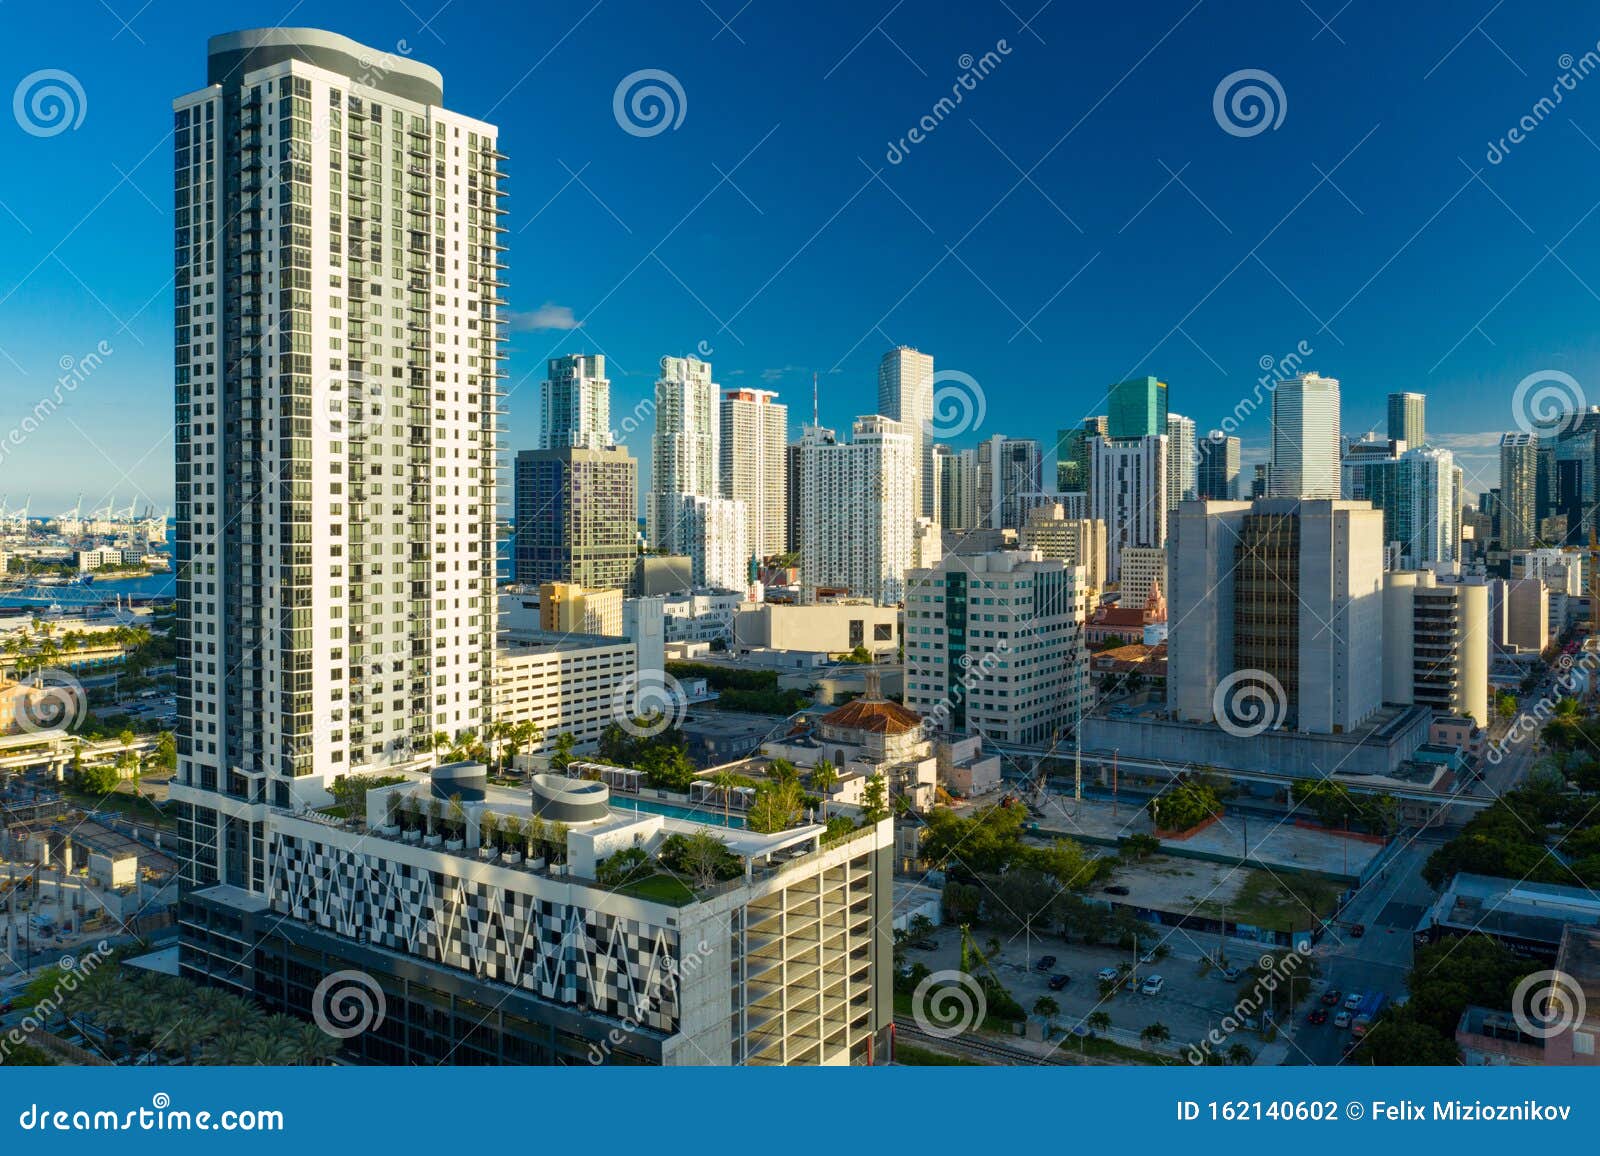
[62,786,173,830]
[616,873,698,905]
[1194,868,1341,932]
[896,1043,979,1066]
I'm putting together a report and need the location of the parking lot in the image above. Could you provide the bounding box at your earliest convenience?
[906,926,1322,1062]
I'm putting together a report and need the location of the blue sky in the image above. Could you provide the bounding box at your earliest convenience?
[5,0,1600,514]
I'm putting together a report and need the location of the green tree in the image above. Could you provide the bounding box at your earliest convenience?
[861,771,889,823]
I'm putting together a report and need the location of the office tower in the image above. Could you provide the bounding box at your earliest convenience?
[1056,417,1107,495]
[535,582,624,637]
[719,388,787,562]
[785,440,805,555]
[1167,498,1384,735]
[1341,433,1403,500]
[1545,410,1600,545]
[170,28,503,880]
[1118,546,1166,610]
[1382,572,1488,726]
[877,347,936,524]
[1499,432,1539,550]
[514,447,637,592]
[649,355,718,553]
[1387,391,1426,447]
[1020,505,1107,593]
[1089,435,1168,581]
[975,435,1042,529]
[797,418,914,604]
[1196,430,1240,500]
[1108,376,1168,440]
[1165,412,1197,509]
[1250,463,1268,499]
[904,549,1090,743]
[666,493,749,591]
[937,445,978,531]
[1344,443,1458,568]
[1494,576,1550,653]
[1269,372,1342,499]
[539,354,611,450]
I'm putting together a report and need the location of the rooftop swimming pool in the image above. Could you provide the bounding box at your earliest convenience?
[620,796,747,829]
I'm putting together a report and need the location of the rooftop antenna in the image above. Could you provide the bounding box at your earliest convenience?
[812,372,819,428]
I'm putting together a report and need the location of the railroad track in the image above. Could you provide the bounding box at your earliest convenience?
[893,1017,1097,1066]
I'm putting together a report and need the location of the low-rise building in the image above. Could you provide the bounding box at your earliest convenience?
[494,632,637,754]
[731,600,902,658]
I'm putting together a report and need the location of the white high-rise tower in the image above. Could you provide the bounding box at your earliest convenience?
[649,355,719,554]
[170,28,504,888]
[877,347,936,524]
[720,388,788,560]
[1269,372,1342,499]
[539,353,611,450]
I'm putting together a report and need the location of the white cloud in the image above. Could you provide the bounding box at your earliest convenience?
[508,302,581,331]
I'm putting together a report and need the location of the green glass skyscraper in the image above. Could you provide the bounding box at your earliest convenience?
[1107,376,1168,439]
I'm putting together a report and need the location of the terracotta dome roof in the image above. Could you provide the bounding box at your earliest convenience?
[821,697,923,735]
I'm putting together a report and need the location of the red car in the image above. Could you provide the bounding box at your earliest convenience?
[1307,1008,1328,1025]
[1321,988,1342,1006]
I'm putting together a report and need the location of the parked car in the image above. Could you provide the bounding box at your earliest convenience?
[1307,1008,1328,1025]
[1321,988,1342,1006]
[1139,949,1159,964]
[1140,974,1165,996]
[1096,967,1120,983]
[1103,885,1131,896]
[1343,992,1363,1011]
[1333,1010,1353,1029]
[1035,955,1057,971]
[1048,974,1070,991]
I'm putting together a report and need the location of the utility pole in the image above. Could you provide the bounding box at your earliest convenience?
[1073,730,1082,806]
[1112,749,1119,818]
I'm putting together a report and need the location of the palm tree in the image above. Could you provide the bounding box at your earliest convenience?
[1139,1021,1171,1047]
[809,760,839,813]
[1225,1042,1254,1065]
[708,768,746,823]
[768,758,801,788]
[289,1020,341,1065]
[1086,1010,1112,1033]
[1032,996,1059,1032]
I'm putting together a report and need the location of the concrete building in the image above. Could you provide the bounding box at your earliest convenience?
[1167,498,1385,735]
[180,764,895,1064]
[169,29,503,865]
[1196,430,1240,500]
[935,444,978,532]
[1269,372,1342,499]
[877,347,936,526]
[903,548,1090,744]
[1387,391,1426,447]
[1118,546,1166,611]
[1107,376,1167,440]
[1497,576,1550,653]
[1019,505,1106,593]
[732,601,901,657]
[976,435,1043,530]
[495,632,636,752]
[1499,432,1540,551]
[514,446,638,592]
[539,354,611,450]
[535,583,624,638]
[665,493,749,592]
[1381,572,1489,726]
[796,418,914,605]
[720,388,787,561]
[649,355,719,553]
[1090,434,1168,582]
